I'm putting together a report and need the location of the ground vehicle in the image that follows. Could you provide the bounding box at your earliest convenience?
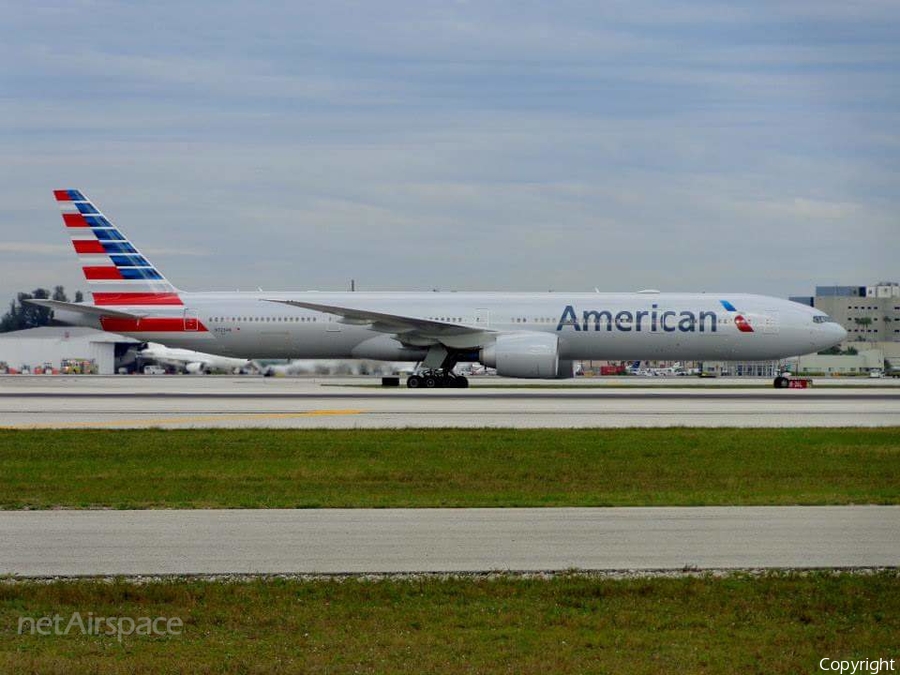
[773,375,813,388]
[61,358,97,375]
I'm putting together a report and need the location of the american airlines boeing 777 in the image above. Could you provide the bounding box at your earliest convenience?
[34,190,847,388]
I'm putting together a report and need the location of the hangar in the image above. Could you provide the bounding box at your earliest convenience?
[0,327,140,375]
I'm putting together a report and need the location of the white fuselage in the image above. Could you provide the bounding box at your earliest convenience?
[65,291,846,363]
[43,190,848,372]
[138,343,253,373]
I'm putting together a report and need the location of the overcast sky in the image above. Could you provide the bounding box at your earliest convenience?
[1,0,897,303]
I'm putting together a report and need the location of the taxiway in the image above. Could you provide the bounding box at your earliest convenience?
[0,376,898,428]
[2,506,897,577]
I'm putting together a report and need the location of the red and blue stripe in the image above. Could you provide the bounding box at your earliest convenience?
[55,189,181,307]
[719,300,754,333]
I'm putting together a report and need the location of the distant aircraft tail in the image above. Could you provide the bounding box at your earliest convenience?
[54,189,182,306]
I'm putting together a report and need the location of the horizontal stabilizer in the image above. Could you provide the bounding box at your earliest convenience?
[24,298,147,319]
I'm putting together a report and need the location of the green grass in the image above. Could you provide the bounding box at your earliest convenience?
[2,572,897,674]
[0,428,898,509]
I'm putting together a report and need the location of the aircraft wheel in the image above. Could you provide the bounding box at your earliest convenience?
[773,376,788,388]
[424,376,438,388]
[407,375,422,389]
[455,376,469,389]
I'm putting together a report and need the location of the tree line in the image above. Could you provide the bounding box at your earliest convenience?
[0,286,83,333]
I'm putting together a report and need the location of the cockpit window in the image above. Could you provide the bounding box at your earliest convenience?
[812,315,837,324]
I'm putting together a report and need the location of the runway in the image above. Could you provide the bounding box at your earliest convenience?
[1,506,896,576]
[1,376,898,428]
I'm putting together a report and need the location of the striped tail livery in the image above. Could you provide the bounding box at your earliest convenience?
[54,189,182,306]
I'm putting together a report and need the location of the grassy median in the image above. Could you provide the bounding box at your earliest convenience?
[0,428,897,509]
[2,572,898,674]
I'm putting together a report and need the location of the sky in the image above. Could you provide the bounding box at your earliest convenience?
[1,0,897,303]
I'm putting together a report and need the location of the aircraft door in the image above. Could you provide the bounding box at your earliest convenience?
[763,310,779,334]
[183,309,200,332]
[475,308,490,326]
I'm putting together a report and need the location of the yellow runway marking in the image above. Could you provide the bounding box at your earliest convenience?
[1,409,366,429]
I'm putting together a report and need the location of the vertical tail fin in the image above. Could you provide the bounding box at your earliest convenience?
[54,190,182,306]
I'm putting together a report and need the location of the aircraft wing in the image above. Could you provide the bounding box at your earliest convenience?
[262,299,493,349]
[24,299,148,320]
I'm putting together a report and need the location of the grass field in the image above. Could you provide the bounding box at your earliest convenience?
[2,572,897,674]
[0,428,897,509]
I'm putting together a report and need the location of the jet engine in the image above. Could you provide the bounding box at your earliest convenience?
[479,333,573,379]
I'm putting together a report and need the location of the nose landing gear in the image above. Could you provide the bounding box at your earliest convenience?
[773,375,813,389]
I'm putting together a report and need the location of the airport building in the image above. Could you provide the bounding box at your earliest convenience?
[0,327,140,375]
[795,349,884,376]
[789,281,900,375]
[811,282,900,343]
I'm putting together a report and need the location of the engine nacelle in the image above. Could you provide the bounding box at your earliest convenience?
[480,333,563,379]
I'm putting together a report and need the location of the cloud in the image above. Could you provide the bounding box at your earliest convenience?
[141,247,210,257]
[0,0,897,302]
[742,198,864,221]
[0,243,70,256]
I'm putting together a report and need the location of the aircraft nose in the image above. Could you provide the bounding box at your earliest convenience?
[817,320,847,350]
[833,323,848,343]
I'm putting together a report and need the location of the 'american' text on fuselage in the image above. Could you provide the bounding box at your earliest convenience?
[556,305,718,333]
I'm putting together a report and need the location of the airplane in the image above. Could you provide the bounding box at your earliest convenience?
[258,359,414,377]
[31,190,848,389]
[137,342,256,374]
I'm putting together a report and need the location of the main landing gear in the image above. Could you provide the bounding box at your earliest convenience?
[406,344,469,388]
[406,369,469,389]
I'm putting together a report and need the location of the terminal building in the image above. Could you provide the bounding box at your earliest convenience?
[790,281,899,375]
[813,282,900,343]
[790,282,900,342]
